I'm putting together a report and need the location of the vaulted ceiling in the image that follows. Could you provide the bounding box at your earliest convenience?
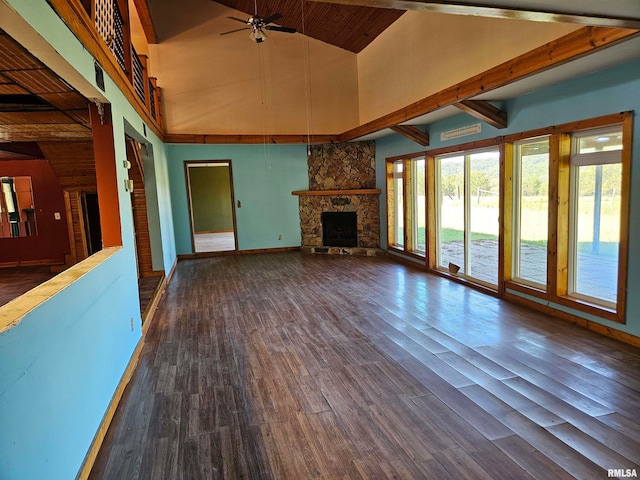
[143,0,640,140]
[1,1,640,147]
[148,0,640,53]
[212,0,404,53]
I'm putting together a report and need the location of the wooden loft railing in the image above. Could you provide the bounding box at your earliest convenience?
[47,0,163,135]
[94,0,130,75]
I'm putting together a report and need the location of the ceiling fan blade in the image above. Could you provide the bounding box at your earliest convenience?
[262,13,282,25]
[220,27,250,35]
[227,16,249,24]
[264,25,296,34]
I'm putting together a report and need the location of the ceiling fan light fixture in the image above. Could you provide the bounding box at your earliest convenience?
[250,29,266,43]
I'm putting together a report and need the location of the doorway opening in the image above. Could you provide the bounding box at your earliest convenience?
[185,161,238,253]
[125,136,166,322]
[82,192,102,256]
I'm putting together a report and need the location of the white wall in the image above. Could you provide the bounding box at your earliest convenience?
[357,11,578,124]
[149,0,359,135]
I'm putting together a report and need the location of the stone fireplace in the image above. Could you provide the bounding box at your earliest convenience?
[293,141,383,255]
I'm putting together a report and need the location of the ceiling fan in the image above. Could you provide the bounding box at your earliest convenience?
[221,13,297,43]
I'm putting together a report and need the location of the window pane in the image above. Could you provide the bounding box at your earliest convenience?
[438,156,464,273]
[468,150,500,286]
[572,163,621,304]
[577,131,623,154]
[393,161,404,247]
[412,158,426,253]
[515,139,549,286]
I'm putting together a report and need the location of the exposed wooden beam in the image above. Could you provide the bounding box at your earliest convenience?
[306,0,640,30]
[164,133,341,145]
[340,26,639,142]
[159,27,637,143]
[455,100,507,129]
[390,125,430,146]
[132,0,158,44]
[0,142,44,159]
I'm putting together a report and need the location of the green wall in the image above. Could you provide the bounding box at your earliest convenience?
[189,165,233,232]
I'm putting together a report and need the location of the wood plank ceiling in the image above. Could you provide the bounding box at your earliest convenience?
[0,28,92,144]
[0,29,96,191]
[213,0,405,53]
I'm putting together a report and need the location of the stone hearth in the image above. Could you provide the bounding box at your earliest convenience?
[293,141,383,254]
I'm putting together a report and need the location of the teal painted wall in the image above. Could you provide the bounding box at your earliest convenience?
[0,2,176,479]
[0,253,138,480]
[167,144,308,253]
[376,58,640,338]
[152,143,178,269]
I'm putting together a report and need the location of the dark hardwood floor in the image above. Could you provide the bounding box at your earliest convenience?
[139,275,163,319]
[89,252,640,479]
[0,265,56,307]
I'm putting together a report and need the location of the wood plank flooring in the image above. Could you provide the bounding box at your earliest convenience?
[139,275,163,319]
[89,252,640,479]
[0,265,56,307]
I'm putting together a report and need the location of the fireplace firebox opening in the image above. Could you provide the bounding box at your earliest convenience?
[322,211,357,247]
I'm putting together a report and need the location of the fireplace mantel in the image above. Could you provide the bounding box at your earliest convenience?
[292,189,381,196]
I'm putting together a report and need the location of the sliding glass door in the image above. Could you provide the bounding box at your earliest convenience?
[436,148,500,286]
[437,155,465,274]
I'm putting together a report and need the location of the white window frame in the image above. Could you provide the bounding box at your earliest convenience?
[512,136,549,290]
[410,157,426,255]
[392,160,404,248]
[568,125,622,307]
